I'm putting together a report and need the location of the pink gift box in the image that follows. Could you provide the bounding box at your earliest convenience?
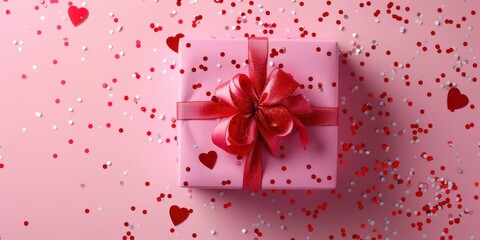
[177,38,338,190]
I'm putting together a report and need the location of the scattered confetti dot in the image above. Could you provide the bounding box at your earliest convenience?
[1,2,479,240]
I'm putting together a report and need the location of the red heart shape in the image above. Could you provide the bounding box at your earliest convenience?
[169,205,190,226]
[68,6,89,27]
[166,33,185,53]
[447,87,469,112]
[199,151,217,169]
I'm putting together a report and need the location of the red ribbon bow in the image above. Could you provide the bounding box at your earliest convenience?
[177,37,338,190]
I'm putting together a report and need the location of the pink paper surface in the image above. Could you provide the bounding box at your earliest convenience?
[178,38,338,189]
[1,1,479,239]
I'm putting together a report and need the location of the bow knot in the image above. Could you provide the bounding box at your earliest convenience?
[213,66,312,159]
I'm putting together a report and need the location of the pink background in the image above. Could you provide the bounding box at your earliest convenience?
[0,0,479,239]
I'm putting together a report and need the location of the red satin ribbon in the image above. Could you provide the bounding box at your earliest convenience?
[177,37,338,191]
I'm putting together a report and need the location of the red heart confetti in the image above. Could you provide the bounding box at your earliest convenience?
[447,87,469,112]
[166,33,185,53]
[198,151,217,169]
[68,6,89,27]
[169,205,190,226]
[1,1,479,239]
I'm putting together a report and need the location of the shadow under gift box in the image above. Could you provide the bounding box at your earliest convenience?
[177,38,338,190]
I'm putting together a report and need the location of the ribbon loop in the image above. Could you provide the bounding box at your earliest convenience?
[260,68,299,106]
[229,74,257,112]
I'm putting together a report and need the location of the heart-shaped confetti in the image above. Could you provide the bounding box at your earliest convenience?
[198,151,217,169]
[447,87,469,112]
[2,1,479,239]
[169,205,190,226]
[166,33,185,53]
[68,6,89,27]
